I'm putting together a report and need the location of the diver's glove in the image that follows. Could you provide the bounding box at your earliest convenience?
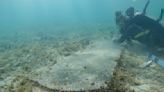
[140,53,164,68]
[148,53,158,63]
[148,53,164,68]
[140,53,156,68]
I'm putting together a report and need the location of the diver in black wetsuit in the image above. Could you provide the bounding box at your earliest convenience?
[125,0,150,39]
[125,0,164,48]
[115,11,128,42]
[115,1,150,43]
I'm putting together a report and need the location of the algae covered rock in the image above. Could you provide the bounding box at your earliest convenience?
[27,39,121,91]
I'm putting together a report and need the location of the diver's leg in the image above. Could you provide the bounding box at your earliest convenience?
[157,8,164,22]
[142,0,150,15]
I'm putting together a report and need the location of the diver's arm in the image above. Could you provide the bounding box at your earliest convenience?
[142,0,150,15]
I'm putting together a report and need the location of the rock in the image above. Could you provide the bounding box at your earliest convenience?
[27,39,121,91]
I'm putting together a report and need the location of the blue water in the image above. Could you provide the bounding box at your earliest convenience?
[0,0,163,53]
[0,0,164,27]
[0,0,163,52]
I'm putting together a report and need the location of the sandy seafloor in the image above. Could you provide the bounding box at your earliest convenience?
[0,24,164,92]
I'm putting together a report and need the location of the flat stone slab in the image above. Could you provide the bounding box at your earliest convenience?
[31,40,121,91]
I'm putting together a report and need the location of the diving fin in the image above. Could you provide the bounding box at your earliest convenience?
[157,59,164,68]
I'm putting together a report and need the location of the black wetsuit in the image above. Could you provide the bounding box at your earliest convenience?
[129,15,164,47]
[130,15,164,32]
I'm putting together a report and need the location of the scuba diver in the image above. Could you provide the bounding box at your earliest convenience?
[116,0,164,50]
[115,0,150,43]
[126,2,164,35]
[115,0,164,68]
[115,11,128,42]
[115,10,145,43]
